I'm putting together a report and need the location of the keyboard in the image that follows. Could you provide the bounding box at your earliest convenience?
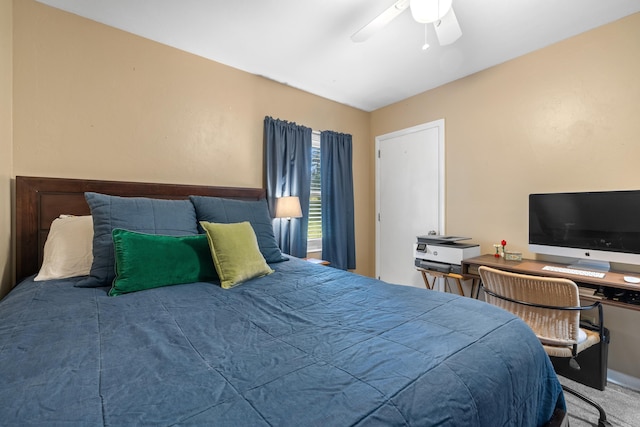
[542,265,605,279]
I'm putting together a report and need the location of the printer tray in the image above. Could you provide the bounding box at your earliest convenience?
[415,259,462,275]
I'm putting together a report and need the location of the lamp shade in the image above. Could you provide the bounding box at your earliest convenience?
[410,0,452,23]
[275,196,302,219]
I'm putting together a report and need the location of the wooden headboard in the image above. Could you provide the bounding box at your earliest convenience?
[15,176,266,284]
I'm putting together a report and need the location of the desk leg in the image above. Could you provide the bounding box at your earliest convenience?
[420,270,438,290]
[453,277,464,296]
[441,277,465,296]
[420,269,480,298]
[420,270,436,290]
[470,278,481,299]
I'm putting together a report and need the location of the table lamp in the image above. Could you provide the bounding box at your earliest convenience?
[275,196,302,220]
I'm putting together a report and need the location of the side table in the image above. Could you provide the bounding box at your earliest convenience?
[304,258,330,266]
[417,267,478,298]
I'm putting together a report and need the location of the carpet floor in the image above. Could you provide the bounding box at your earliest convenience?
[559,376,640,426]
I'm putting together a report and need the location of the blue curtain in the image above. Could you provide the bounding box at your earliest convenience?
[264,116,312,257]
[321,131,356,270]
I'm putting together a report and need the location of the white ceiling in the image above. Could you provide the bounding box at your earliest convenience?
[37,0,640,112]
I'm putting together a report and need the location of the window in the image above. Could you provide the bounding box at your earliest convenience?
[307,132,322,252]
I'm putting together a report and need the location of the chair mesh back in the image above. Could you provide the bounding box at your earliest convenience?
[479,266,581,346]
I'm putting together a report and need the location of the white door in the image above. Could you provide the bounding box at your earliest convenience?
[376,120,444,287]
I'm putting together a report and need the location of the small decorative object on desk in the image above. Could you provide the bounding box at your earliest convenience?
[504,251,523,261]
[493,240,507,258]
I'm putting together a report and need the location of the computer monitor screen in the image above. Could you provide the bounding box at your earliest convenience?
[529,190,640,269]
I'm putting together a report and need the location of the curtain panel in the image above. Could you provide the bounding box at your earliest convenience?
[321,131,356,270]
[264,117,312,257]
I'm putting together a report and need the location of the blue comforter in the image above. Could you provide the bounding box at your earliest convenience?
[0,258,563,426]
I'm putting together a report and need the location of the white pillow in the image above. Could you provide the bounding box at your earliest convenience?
[34,215,94,281]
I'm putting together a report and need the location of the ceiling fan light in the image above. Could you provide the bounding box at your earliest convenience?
[409,0,453,23]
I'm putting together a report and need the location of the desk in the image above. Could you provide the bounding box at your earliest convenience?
[462,254,640,312]
[417,267,479,298]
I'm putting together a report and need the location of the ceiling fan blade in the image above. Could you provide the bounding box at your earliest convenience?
[434,7,462,45]
[351,0,409,43]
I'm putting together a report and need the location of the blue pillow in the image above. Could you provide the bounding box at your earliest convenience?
[77,192,199,288]
[189,196,286,263]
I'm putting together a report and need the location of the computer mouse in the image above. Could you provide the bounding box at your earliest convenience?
[623,276,640,284]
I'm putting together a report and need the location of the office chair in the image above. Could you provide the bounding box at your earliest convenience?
[478,266,611,427]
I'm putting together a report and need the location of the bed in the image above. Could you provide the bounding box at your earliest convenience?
[2,176,566,426]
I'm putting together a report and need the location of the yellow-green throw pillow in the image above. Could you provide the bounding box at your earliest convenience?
[200,221,273,289]
[110,229,218,296]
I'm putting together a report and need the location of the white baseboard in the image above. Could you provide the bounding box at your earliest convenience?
[608,369,640,392]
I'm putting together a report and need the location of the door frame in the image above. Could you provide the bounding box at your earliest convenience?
[375,119,446,280]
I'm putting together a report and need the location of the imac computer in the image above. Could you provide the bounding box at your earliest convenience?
[529,190,640,271]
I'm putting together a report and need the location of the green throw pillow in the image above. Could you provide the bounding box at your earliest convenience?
[110,229,218,296]
[200,221,274,289]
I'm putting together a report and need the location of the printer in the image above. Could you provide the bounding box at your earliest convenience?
[414,235,480,274]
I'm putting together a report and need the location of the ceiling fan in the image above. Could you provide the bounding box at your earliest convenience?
[351,0,462,46]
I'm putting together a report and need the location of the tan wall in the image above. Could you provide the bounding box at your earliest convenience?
[371,13,640,381]
[0,0,13,298]
[372,13,640,257]
[12,0,374,280]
